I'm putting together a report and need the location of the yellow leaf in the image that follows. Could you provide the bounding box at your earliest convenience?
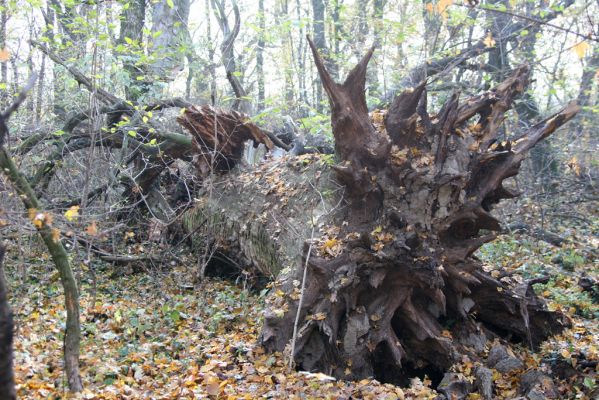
[483,33,496,48]
[323,238,338,249]
[572,41,590,59]
[65,205,80,222]
[0,48,9,62]
[437,0,453,19]
[425,2,434,13]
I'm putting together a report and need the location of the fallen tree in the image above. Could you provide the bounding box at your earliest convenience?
[182,38,578,386]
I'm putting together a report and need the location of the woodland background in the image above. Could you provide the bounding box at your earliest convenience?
[0,0,597,398]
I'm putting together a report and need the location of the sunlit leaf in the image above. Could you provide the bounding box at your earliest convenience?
[0,48,9,62]
[572,40,590,59]
[483,32,496,48]
[65,205,80,222]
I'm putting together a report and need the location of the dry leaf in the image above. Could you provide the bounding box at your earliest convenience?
[0,48,9,62]
[483,32,496,48]
[86,221,98,236]
[437,0,453,19]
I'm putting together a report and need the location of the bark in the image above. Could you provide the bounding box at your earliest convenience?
[117,0,146,101]
[184,41,578,383]
[150,0,191,81]
[0,244,16,400]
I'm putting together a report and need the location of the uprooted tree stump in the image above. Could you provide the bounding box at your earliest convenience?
[182,40,578,385]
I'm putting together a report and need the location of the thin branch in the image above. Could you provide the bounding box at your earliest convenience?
[470,3,598,42]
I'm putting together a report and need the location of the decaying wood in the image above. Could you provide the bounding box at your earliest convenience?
[167,37,580,385]
[178,105,274,176]
[252,43,577,381]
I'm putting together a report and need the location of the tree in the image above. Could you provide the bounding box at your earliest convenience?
[212,0,250,113]
[0,77,82,392]
[184,40,578,382]
[0,244,16,400]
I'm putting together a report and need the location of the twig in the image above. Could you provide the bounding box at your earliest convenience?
[1,74,38,121]
[463,3,597,42]
[288,222,315,370]
[0,74,37,148]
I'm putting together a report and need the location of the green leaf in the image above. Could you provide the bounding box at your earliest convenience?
[53,129,65,136]
[127,130,137,137]
[167,0,174,8]
[584,377,596,389]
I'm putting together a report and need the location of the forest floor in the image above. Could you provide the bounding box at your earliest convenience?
[4,198,598,399]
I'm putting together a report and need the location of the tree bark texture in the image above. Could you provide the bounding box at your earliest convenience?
[184,40,579,382]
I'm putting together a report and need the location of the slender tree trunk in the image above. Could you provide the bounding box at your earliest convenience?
[0,244,16,400]
[36,53,46,123]
[0,146,83,392]
[370,0,386,96]
[311,0,326,111]
[212,0,250,113]
[256,0,265,109]
[0,0,8,109]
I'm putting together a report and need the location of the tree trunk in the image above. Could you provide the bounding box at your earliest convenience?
[183,40,578,383]
[0,145,83,392]
[117,0,146,101]
[150,0,191,81]
[212,0,250,113]
[0,244,16,400]
[256,0,265,110]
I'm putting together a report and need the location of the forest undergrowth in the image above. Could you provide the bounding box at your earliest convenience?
[4,194,597,399]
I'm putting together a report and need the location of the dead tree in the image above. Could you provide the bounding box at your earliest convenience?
[183,39,578,384]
